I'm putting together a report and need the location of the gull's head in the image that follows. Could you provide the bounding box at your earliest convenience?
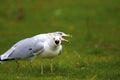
[54,31,72,42]
[53,36,62,46]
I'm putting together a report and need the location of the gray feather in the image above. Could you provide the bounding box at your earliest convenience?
[1,38,44,60]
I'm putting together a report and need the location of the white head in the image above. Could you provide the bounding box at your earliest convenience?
[53,31,72,42]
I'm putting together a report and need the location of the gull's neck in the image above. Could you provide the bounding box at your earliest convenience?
[46,39,59,50]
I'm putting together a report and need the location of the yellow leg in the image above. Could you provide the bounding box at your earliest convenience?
[29,61,32,68]
[50,59,53,73]
[41,62,43,75]
[16,60,20,69]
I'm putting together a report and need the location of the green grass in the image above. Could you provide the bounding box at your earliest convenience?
[0,0,120,80]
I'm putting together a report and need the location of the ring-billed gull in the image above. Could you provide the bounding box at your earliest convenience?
[0,31,71,67]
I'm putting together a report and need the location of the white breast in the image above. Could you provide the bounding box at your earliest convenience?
[40,43,62,59]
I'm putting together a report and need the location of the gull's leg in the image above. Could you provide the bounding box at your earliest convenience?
[41,61,43,75]
[29,57,34,68]
[16,60,19,69]
[50,59,53,73]
[29,60,32,68]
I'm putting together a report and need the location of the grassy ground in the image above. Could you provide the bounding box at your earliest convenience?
[0,0,120,80]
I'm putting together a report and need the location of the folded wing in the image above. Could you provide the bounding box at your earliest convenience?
[0,38,44,61]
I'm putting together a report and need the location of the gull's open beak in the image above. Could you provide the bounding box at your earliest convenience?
[61,34,72,42]
[61,38,68,42]
[63,34,72,37]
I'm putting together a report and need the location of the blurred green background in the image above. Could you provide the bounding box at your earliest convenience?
[0,0,120,80]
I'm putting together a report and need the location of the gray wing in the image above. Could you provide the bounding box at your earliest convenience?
[1,38,44,60]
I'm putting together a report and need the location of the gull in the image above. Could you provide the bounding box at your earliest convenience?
[0,31,71,67]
